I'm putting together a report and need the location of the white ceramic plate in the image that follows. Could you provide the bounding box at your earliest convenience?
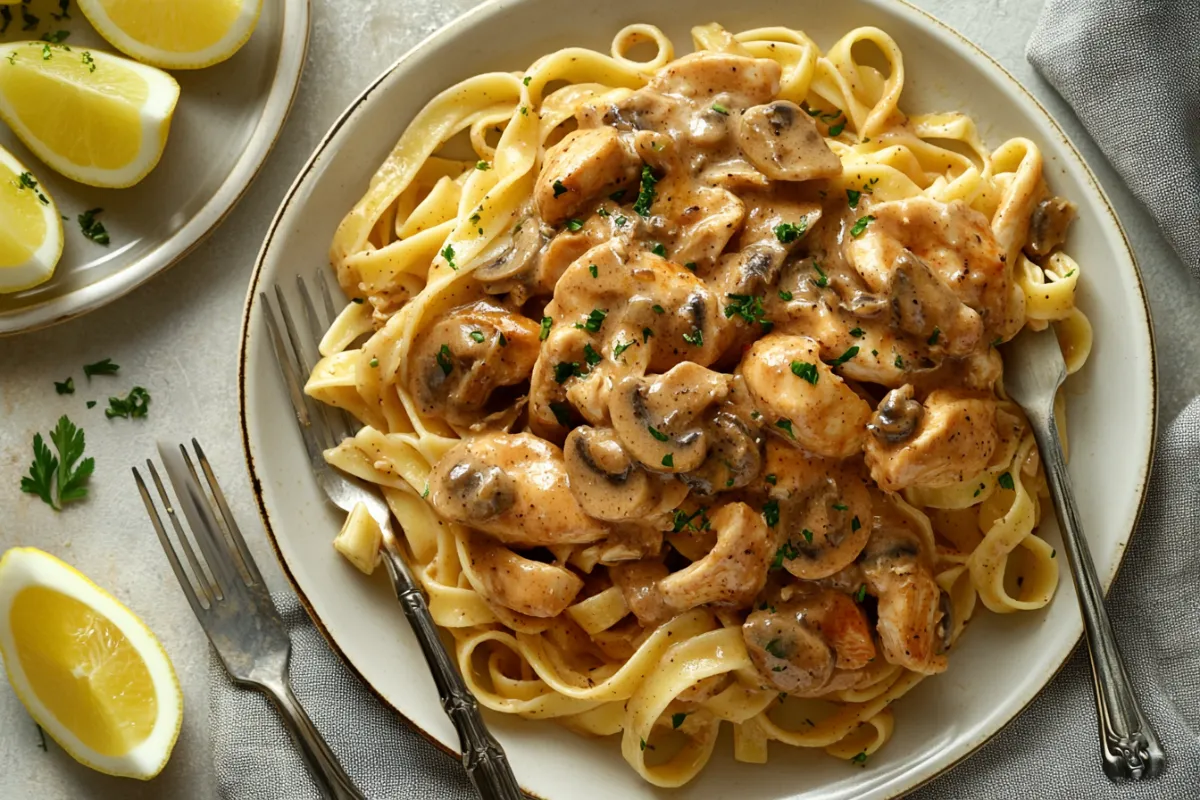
[238,1,1156,797]
[0,0,309,334]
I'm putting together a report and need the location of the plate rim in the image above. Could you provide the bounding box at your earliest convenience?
[236,1,1159,796]
[0,0,313,336]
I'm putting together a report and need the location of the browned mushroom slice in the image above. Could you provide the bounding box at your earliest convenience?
[1025,195,1076,257]
[564,426,684,521]
[658,502,772,610]
[428,432,609,547]
[736,101,843,182]
[535,127,640,225]
[473,219,550,293]
[609,363,730,473]
[867,384,923,443]
[680,410,763,495]
[888,250,982,357]
[464,531,584,618]
[407,301,542,428]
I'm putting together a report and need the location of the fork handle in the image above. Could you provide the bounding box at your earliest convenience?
[261,678,366,800]
[381,548,525,800]
[1029,411,1165,781]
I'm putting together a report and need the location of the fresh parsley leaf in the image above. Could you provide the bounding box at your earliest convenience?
[762,499,780,527]
[633,164,657,217]
[41,29,69,44]
[642,327,653,343]
[774,219,808,244]
[894,354,905,369]
[801,528,814,543]
[614,215,627,227]
[855,584,867,603]
[469,331,485,343]
[711,102,729,115]
[651,242,667,257]
[20,433,57,507]
[846,189,861,208]
[583,343,602,367]
[775,418,795,439]
[522,75,531,86]
[20,416,93,510]
[86,400,96,409]
[54,377,75,395]
[436,344,454,376]
[671,712,689,729]
[765,473,777,485]
[852,752,867,764]
[833,502,848,511]
[105,386,150,419]
[549,401,572,426]
[851,516,861,532]
[539,316,553,341]
[553,362,581,384]
[612,340,634,358]
[475,160,490,170]
[764,638,787,658]
[850,327,865,338]
[83,358,119,377]
[652,304,665,315]
[682,328,703,346]
[724,294,770,328]
[648,425,669,442]
[791,361,819,384]
[826,346,859,367]
[552,179,567,198]
[849,215,875,238]
[778,289,793,301]
[566,218,584,232]
[588,263,598,278]
[661,453,674,467]
[998,471,1015,490]
[441,244,456,270]
[609,189,626,202]
[829,120,846,137]
[582,308,607,333]
[928,327,941,346]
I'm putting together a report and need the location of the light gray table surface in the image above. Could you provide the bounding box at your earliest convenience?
[1,1,1197,799]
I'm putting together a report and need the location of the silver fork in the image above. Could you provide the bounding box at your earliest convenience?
[133,440,365,800]
[261,272,524,800]
[1004,326,1165,782]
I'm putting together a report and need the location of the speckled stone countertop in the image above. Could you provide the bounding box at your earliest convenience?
[1,1,1197,798]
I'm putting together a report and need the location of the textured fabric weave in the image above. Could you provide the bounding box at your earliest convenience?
[212,2,1200,797]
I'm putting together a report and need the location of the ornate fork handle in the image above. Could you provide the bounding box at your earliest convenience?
[1030,411,1165,782]
[380,547,525,800]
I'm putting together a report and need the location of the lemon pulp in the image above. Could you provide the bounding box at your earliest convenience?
[10,586,158,757]
[0,160,46,268]
[95,0,243,54]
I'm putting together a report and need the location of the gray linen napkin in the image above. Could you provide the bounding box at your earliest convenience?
[212,3,1200,798]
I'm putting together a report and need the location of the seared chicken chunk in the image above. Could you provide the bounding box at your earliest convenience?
[535,128,640,224]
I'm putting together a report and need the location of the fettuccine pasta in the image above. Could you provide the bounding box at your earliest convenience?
[306,22,1090,787]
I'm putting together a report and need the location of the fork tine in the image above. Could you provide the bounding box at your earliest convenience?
[159,442,242,597]
[273,284,336,452]
[144,460,219,605]
[315,267,339,327]
[191,438,265,588]
[297,277,353,447]
[134,466,213,614]
[262,292,331,468]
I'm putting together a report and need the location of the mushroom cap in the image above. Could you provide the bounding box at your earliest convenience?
[735,101,843,182]
[564,426,671,521]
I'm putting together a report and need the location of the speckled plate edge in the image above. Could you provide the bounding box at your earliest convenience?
[236,1,1158,797]
[0,0,311,336]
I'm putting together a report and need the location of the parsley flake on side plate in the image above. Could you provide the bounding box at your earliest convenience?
[83,358,119,377]
[105,386,151,419]
[20,416,94,511]
[54,377,74,395]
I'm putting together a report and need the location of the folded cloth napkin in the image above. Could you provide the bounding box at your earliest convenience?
[212,3,1200,798]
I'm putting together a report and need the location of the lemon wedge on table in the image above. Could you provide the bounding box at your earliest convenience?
[0,41,180,189]
[0,146,62,293]
[78,0,264,70]
[0,548,182,780]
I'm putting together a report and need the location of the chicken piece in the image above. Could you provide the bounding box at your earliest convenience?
[407,301,542,428]
[465,531,584,618]
[428,432,609,547]
[736,101,842,182]
[610,559,673,628]
[846,196,1024,340]
[648,52,781,108]
[535,128,640,224]
[864,389,998,491]
[738,333,872,459]
[742,587,876,695]
[658,502,772,610]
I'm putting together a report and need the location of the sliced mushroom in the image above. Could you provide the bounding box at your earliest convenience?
[658,502,772,611]
[609,363,730,473]
[736,101,843,182]
[864,389,998,492]
[564,426,684,521]
[681,410,763,495]
[535,127,640,225]
[868,384,924,443]
[610,559,673,628]
[1025,196,1076,257]
[428,432,609,547]
[474,219,549,287]
[465,531,584,618]
[888,250,981,357]
[408,301,542,428]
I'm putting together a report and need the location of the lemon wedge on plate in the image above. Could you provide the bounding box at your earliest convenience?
[0,147,62,293]
[0,42,180,188]
[78,0,264,70]
[0,547,182,779]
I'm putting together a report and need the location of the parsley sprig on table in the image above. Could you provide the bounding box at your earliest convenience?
[20,416,94,510]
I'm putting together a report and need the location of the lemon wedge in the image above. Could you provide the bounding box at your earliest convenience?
[78,0,263,70]
[0,42,180,188]
[0,146,62,293]
[0,548,182,779]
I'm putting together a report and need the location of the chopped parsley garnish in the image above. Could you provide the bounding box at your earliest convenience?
[16,172,49,205]
[855,584,867,603]
[711,102,729,115]
[651,242,667,257]
[812,262,828,288]
[54,377,74,395]
[790,361,819,384]
[597,207,610,218]
[652,304,665,315]
[642,327,653,342]
[829,120,846,137]
[682,328,703,346]
[469,212,481,226]
[498,333,507,347]
[764,638,787,658]
[852,752,867,764]
[849,215,875,238]
[991,336,1004,347]
[609,189,626,202]
[633,164,658,217]
[566,218,584,232]
[41,30,69,44]
[846,189,861,208]
[833,502,848,511]
[78,208,110,245]
[369,358,379,367]
[851,516,861,532]
[105,386,151,419]
[522,75,531,86]
[469,331,485,343]
[475,160,490,170]
[928,327,941,345]
[801,528,814,543]
[764,474,777,485]
[436,344,454,376]
[662,453,674,467]
[998,471,1015,490]
[773,218,808,244]
[539,316,553,340]
[614,215,627,227]
[778,289,793,301]
[20,416,93,510]
[83,358,119,377]
[519,106,528,116]
[684,261,697,271]
[850,327,865,338]
[762,499,780,527]
[422,484,430,499]
[775,418,795,438]
[583,343,602,367]
[613,340,634,358]
[553,362,581,383]
[552,179,567,198]
[582,308,607,333]
[894,354,905,369]
[671,712,689,729]
[588,263,598,278]
[648,425,669,442]
[86,400,96,409]
[81,51,95,72]
[441,244,456,270]
[549,402,572,426]
[1065,268,1077,278]
[671,507,709,532]
[724,294,771,329]
[826,346,859,367]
